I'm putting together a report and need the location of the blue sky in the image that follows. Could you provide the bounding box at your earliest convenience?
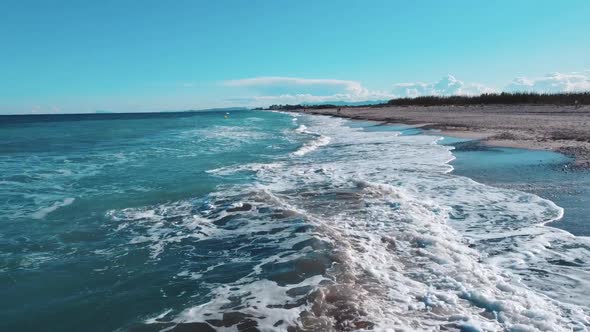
[1,0,590,114]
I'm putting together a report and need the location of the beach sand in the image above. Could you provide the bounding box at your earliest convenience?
[304,105,590,167]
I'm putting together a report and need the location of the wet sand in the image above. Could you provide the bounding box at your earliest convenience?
[303,105,590,168]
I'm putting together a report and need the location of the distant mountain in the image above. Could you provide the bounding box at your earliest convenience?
[301,100,388,107]
[185,107,249,112]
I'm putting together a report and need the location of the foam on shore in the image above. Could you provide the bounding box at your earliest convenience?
[137,113,590,331]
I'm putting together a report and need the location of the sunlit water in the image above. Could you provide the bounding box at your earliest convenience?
[1,110,589,331]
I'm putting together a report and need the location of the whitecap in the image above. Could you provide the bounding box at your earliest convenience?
[141,113,590,331]
[292,135,331,156]
[31,197,75,219]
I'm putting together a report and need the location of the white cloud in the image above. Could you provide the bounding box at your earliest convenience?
[222,71,590,108]
[224,75,496,106]
[224,77,362,91]
[226,92,393,107]
[504,72,590,93]
[392,72,590,97]
[392,75,495,98]
[224,76,393,105]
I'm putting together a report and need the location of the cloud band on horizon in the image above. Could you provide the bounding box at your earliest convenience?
[223,71,590,107]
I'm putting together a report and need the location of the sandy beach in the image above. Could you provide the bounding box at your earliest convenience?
[304,105,590,168]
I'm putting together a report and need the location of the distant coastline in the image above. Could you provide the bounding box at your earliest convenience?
[274,93,590,168]
[264,92,590,110]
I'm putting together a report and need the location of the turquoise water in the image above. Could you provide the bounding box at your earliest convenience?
[1,111,303,331]
[2,111,589,331]
[448,140,590,236]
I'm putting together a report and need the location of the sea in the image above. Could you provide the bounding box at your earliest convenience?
[1,110,589,331]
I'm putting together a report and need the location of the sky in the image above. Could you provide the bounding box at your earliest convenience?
[1,0,590,114]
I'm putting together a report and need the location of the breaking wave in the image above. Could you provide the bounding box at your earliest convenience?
[109,113,590,331]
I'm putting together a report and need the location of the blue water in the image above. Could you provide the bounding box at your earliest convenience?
[447,140,590,236]
[0,111,305,331]
[2,111,589,331]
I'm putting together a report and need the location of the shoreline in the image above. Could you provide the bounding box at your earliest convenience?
[302,105,590,168]
[292,108,590,238]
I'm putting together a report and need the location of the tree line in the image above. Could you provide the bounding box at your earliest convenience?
[260,92,590,110]
[385,92,590,106]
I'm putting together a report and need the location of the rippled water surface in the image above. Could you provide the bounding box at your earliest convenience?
[1,110,589,331]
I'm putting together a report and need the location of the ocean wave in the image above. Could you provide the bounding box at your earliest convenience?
[291,120,332,156]
[106,199,219,259]
[140,113,590,331]
[292,135,331,156]
[206,162,285,176]
[31,197,75,219]
[294,124,308,133]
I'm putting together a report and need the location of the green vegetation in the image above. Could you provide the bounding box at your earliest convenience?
[262,92,590,110]
[386,92,590,106]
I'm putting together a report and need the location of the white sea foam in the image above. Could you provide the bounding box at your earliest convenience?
[142,113,590,331]
[291,120,333,156]
[199,125,270,143]
[106,200,219,259]
[292,135,331,156]
[279,114,590,330]
[295,124,308,133]
[206,162,284,176]
[31,197,75,219]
